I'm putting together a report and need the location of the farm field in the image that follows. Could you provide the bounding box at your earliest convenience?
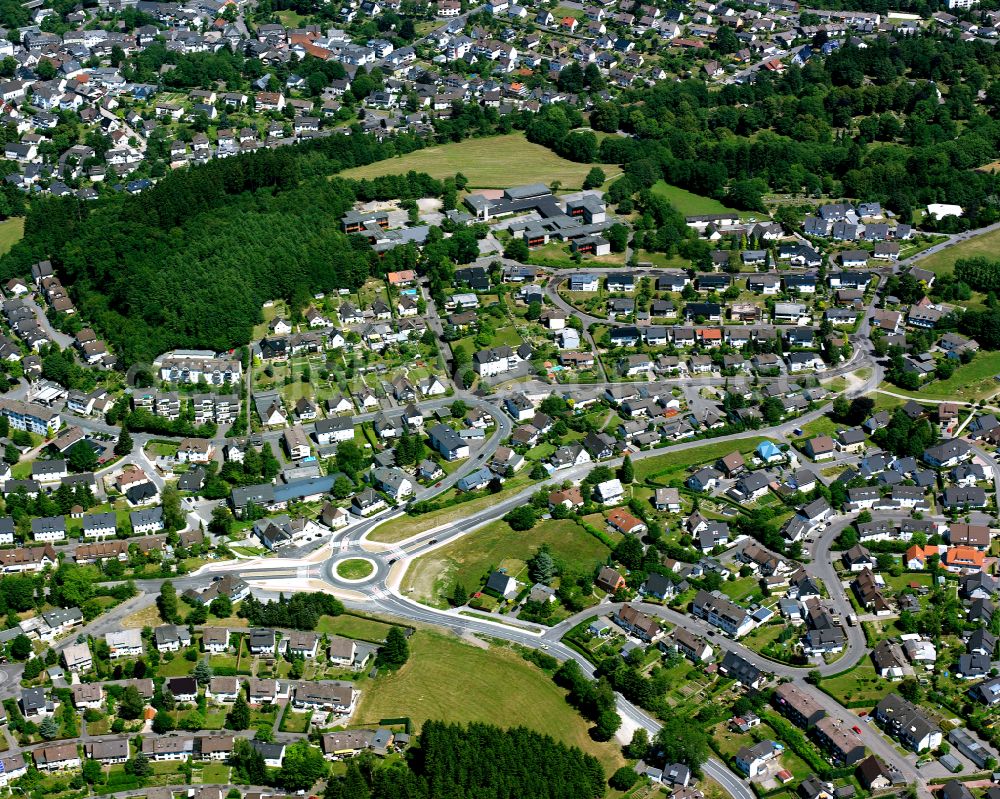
[354,629,624,772]
[339,134,622,189]
[650,181,750,218]
[401,517,612,607]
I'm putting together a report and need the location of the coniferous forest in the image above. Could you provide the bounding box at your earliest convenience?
[323,721,607,799]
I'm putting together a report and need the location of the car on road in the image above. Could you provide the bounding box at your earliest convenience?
[852,726,862,735]
[428,539,437,544]
[435,481,442,487]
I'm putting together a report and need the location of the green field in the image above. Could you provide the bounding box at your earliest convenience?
[276,8,308,25]
[370,481,537,543]
[339,134,622,189]
[199,762,231,784]
[316,613,397,642]
[354,630,624,773]
[0,217,24,257]
[634,437,768,481]
[916,227,1000,276]
[650,181,748,218]
[402,518,611,607]
[820,659,894,708]
[880,351,1000,402]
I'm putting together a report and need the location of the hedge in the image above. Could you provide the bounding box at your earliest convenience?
[761,711,833,777]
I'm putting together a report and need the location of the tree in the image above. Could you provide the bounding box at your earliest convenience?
[3,443,18,464]
[227,694,251,731]
[450,400,468,418]
[504,505,538,531]
[192,658,212,684]
[613,535,644,570]
[528,546,557,583]
[162,485,185,532]
[278,741,327,792]
[618,455,634,484]
[449,581,468,607]
[377,626,409,670]
[118,686,145,720]
[232,739,266,785]
[504,237,529,262]
[583,167,606,190]
[655,719,709,769]
[626,728,650,760]
[39,715,59,739]
[610,767,639,791]
[114,427,133,457]
[333,476,354,499]
[82,758,103,784]
[9,633,31,661]
[336,440,365,477]
[833,395,850,421]
[125,752,152,777]
[209,594,232,619]
[761,396,785,425]
[606,223,629,253]
[594,708,621,741]
[68,441,98,472]
[152,710,174,734]
[326,760,371,799]
[157,580,179,623]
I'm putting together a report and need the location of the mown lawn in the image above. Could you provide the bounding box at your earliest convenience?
[797,414,842,439]
[355,630,624,773]
[634,437,768,482]
[820,659,894,708]
[199,762,231,783]
[157,654,195,677]
[402,517,611,607]
[339,134,622,189]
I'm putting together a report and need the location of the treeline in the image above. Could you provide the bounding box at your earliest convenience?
[553,659,621,741]
[959,308,1000,350]
[324,721,605,799]
[238,592,344,629]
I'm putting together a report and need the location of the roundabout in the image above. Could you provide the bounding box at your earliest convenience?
[334,557,377,582]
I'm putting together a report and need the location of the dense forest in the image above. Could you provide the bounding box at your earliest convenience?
[323,721,607,799]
